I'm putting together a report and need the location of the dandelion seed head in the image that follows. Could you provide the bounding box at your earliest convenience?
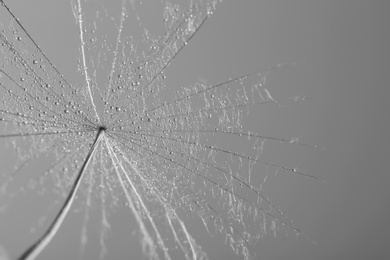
[0,0,318,259]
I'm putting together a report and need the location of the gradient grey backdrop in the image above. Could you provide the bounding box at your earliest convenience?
[1,0,389,259]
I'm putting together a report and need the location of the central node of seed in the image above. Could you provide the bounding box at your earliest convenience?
[98,125,107,132]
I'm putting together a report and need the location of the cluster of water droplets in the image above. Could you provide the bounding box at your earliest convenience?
[0,1,318,260]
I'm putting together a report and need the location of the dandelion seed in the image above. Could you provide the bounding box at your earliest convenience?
[0,1,320,260]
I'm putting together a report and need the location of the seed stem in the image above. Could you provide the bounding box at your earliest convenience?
[17,129,104,260]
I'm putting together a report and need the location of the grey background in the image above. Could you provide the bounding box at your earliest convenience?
[1,0,390,259]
